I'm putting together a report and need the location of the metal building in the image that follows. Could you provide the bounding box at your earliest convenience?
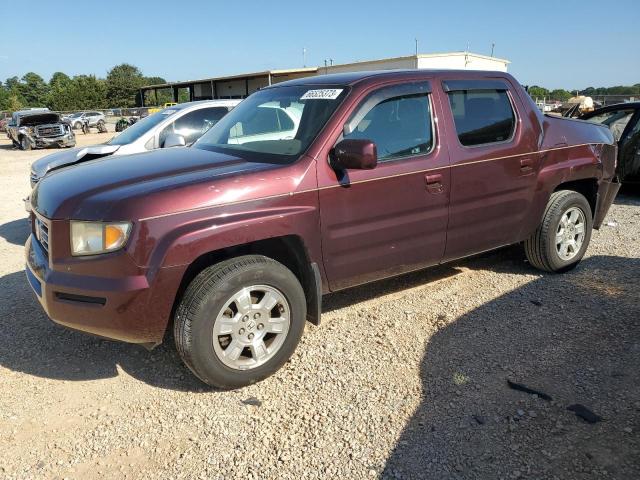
[139,52,510,106]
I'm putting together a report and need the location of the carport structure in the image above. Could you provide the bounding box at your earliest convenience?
[140,67,318,106]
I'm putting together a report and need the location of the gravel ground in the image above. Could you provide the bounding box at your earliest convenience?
[0,133,638,480]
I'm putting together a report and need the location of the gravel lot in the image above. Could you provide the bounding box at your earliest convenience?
[0,131,638,480]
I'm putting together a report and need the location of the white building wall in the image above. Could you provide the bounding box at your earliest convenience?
[321,53,509,75]
[417,54,508,72]
[326,57,417,73]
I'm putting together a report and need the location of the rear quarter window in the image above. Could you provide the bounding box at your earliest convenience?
[447,89,516,146]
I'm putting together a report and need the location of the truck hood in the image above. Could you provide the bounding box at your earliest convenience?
[31,144,121,179]
[19,112,61,126]
[31,147,295,220]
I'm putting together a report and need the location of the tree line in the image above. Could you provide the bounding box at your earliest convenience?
[528,84,640,101]
[1,62,638,111]
[0,64,173,112]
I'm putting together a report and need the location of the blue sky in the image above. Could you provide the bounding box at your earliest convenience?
[1,0,638,90]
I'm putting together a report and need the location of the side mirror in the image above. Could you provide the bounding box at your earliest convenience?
[331,139,377,170]
[163,133,186,148]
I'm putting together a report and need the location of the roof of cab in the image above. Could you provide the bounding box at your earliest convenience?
[268,69,512,89]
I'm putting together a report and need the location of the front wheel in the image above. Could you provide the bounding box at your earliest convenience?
[19,136,31,151]
[174,255,307,389]
[524,190,593,272]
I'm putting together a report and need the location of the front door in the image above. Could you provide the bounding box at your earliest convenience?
[317,81,450,291]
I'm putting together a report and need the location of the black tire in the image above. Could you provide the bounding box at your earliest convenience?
[19,136,31,151]
[174,255,307,389]
[524,190,593,272]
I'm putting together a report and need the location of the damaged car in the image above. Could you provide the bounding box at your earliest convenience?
[29,99,240,188]
[579,102,640,183]
[7,110,75,151]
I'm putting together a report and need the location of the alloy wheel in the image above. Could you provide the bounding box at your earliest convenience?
[555,206,586,261]
[212,285,290,370]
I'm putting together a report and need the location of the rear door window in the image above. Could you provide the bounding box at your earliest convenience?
[447,89,516,146]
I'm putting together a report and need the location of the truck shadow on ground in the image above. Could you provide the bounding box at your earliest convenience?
[0,218,31,246]
[0,246,526,393]
[0,268,205,392]
[382,255,640,480]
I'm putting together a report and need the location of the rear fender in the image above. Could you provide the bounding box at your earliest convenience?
[520,144,603,239]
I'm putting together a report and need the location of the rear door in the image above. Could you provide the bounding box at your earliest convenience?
[317,81,450,291]
[440,79,540,261]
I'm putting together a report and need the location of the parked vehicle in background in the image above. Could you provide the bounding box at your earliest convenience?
[26,70,619,389]
[148,102,179,115]
[64,111,105,130]
[30,100,240,187]
[580,102,640,183]
[63,111,106,130]
[7,110,75,150]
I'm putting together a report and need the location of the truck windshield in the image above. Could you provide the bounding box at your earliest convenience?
[108,109,178,146]
[194,85,349,161]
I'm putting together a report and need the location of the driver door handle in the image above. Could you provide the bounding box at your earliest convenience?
[425,173,444,194]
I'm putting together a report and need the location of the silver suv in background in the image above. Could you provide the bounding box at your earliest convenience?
[63,111,106,130]
[30,100,241,188]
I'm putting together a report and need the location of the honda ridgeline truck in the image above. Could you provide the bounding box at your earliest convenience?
[26,70,619,388]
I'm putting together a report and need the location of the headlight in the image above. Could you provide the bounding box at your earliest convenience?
[70,221,132,256]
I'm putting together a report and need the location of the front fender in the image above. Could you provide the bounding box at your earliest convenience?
[133,190,323,275]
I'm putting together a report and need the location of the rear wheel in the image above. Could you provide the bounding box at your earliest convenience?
[174,255,306,389]
[524,190,593,272]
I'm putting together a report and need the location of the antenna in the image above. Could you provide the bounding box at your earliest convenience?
[303,48,307,67]
[415,38,418,56]
[491,42,495,57]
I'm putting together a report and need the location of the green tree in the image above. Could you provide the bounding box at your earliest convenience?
[106,63,144,108]
[49,75,107,111]
[0,84,9,110]
[549,89,572,101]
[49,72,72,89]
[5,76,20,91]
[528,85,550,99]
[19,72,49,107]
[144,76,166,86]
[7,94,23,111]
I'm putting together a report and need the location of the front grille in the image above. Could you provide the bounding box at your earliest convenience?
[35,217,50,255]
[36,124,64,137]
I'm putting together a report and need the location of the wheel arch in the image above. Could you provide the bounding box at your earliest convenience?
[167,235,322,340]
[553,178,598,218]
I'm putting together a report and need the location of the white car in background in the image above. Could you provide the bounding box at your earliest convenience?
[30,100,241,188]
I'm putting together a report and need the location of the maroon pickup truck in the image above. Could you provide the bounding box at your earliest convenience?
[26,70,619,388]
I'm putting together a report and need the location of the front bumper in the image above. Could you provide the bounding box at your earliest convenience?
[25,234,183,345]
[33,134,75,149]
